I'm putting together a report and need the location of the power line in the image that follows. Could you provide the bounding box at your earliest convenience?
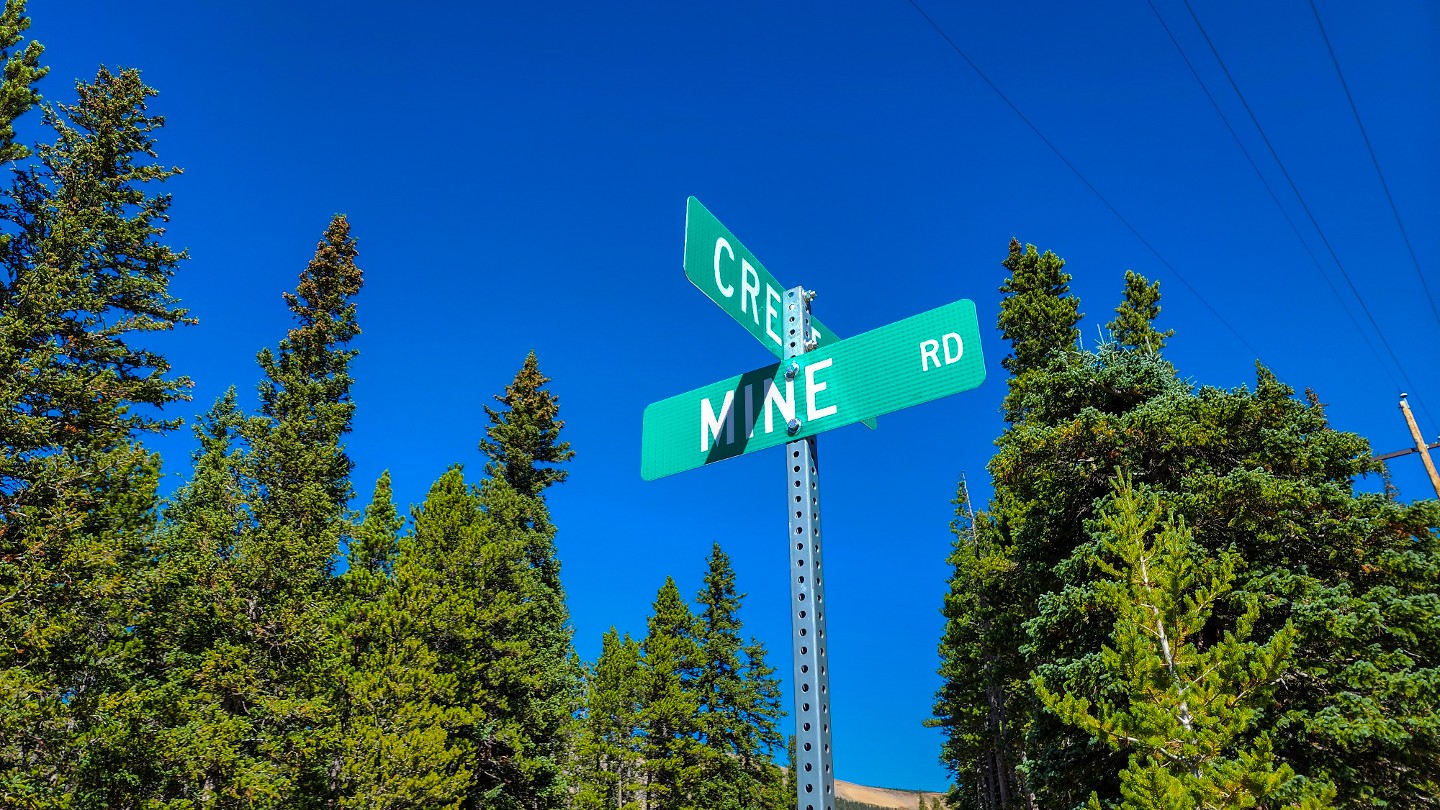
[1178,0,1428,409]
[1307,0,1440,332]
[1141,0,1399,390]
[903,0,1263,361]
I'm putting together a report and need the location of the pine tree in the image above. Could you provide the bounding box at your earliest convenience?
[0,58,193,805]
[475,352,579,808]
[929,477,1029,810]
[574,629,646,810]
[0,0,41,165]
[692,543,785,810]
[480,350,574,503]
[1034,477,1335,809]
[130,219,364,806]
[230,215,362,804]
[337,467,478,809]
[640,577,704,810]
[1106,271,1172,353]
[334,471,443,809]
[934,237,1440,809]
[995,238,1080,422]
[347,470,402,579]
[111,389,254,808]
[473,474,575,809]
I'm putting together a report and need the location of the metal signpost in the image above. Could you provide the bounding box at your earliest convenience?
[646,199,987,810]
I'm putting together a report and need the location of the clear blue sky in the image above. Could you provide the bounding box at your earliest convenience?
[43,0,1438,792]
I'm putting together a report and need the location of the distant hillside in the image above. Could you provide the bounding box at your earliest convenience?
[835,778,947,810]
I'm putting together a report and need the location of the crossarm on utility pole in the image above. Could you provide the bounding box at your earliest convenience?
[1399,394,1440,500]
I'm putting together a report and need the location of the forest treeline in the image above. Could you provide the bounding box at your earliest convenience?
[929,244,1440,809]
[0,5,790,808]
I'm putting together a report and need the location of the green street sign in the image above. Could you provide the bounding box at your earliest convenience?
[641,298,984,481]
[684,196,843,357]
[683,196,876,430]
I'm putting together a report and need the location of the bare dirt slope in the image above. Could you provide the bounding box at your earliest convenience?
[834,778,946,809]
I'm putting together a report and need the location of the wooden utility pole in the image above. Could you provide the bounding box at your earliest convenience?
[1397,394,1440,499]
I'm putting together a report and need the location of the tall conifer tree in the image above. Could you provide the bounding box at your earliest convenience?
[477,352,578,808]
[335,466,482,809]
[574,629,646,810]
[995,238,1080,422]
[930,477,1028,810]
[692,544,785,810]
[1106,271,1172,353]
[237,215,362,804]
[640,577,704,810]
[1034,477,1335,809]
[137,219,364,806]
[480,350,574,504]
[0,56,193,804]
[934,238,1440,809]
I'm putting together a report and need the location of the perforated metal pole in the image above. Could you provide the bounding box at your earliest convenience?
[783,285,834,810]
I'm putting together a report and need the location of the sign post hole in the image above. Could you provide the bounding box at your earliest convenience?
[783,285,835,810]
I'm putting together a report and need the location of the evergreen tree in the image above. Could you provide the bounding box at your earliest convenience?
[573,629,646,810]
[336,467,479,809]
[0,0,42,165]
[1035,477,1335,809]
[347,470,402,579]
[692,543,785,810]
[934,238,1440,809]
[640,577,704,810]
[334,470,452,809]
[234,214,362,804]
[1106,271,1172,354]
[476,352,579,808]
[995,238,1080,422]
[930,477,1029,810]
[129,219,363,807]
[0,58,193,805]
[480,350,574,503]
[116,390,254,808]
[473,474,575,809]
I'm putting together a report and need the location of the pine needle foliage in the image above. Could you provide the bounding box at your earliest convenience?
[480,350,574,502]
[0,37,194,804]
[934,237,1440,810]
[1106,271,1173,354]
[1035,475,1335,810]
[574,629,646,810]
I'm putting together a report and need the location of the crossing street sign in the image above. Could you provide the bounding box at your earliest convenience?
[640,297,984,480]
[683,196,842,357]
[683,197,876,430]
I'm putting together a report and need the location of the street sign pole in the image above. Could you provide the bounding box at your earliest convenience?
[783,285,835,810]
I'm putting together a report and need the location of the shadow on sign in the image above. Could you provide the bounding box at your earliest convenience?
[703,364,781,467]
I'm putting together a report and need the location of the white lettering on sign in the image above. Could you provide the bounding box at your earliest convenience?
[713,238,735,298]
[741,260,761,324]
[744,382,757,439]
[765,286,782,347]
[700,391,736,452]
[944,332,963,365]
[921,332,964,371]
[806,358,838,420]
[763,378,796,434]
[920,340,939,371]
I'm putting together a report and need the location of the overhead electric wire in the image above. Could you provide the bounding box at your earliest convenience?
[1142,0,1399,391]
[1178,0,1429,411]
[1307,0,1440,332]
[904,0,1263,361]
